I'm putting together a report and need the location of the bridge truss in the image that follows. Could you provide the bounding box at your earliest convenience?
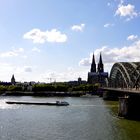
[109,62,140,89]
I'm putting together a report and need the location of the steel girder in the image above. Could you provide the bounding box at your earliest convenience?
[109,62,140,88]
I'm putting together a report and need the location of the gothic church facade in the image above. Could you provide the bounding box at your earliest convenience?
[87,53,108,86]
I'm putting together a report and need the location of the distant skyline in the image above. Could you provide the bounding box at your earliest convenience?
[0,0,140,82]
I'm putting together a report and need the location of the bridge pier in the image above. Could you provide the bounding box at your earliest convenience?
[103,91,120,100]
[118,96,128,117]
[118,95,140,119]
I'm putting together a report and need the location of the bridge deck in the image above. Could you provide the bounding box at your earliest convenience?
[101,87,140,95]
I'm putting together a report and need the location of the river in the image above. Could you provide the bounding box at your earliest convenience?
[0,96,140,140]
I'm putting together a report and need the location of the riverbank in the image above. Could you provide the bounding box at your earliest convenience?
[1,91,86,97]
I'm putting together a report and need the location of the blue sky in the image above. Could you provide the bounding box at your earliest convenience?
[0,0,140,82]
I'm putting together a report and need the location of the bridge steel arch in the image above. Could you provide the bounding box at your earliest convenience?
[109,62,140,88]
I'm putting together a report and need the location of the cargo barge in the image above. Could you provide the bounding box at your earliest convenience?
[6,101,69,106]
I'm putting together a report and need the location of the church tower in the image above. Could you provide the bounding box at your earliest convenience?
[87,52,108,85]
[11,74,16,85]
[90,53,96,72]
[97,53,104,73]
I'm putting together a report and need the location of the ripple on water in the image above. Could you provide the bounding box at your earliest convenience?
[0,99,19,109]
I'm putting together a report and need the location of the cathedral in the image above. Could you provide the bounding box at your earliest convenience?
[87,53,108,86]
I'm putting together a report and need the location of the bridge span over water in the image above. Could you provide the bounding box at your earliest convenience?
[103,62,140,98]
[101,62,140,119]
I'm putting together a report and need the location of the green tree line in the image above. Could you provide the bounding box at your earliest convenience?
[0,83,100,93]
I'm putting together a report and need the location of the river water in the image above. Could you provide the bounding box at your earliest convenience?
[0,96,140,140]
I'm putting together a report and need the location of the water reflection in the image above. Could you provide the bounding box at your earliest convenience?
[0,99,16,109]
[0,96,140,140]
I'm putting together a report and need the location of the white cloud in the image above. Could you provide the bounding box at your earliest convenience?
[24,66,32,72]
[32,47,41,52]
[39,68,88,82]
[0,62,87,82]
[67,67,74,71]
[0,63,30,82]
[0,63,14,73]
[79,58,91,66]
[23,29,67,44]
[127,35,138,41]
[0,63,32,82]
[0,48,24,58]
[115,3,138,20]
[0,62,88,82]
[0,63,15,82]
[104,23,114,28]
[15,66,33,73]
[22,55,28,59]
[71,23,85,32]
[79,39,140,72]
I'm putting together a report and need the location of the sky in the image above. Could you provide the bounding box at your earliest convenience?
[0,0,140,83]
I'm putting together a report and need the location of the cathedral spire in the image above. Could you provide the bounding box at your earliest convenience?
[11,74,16,85]
[99,52,103,65]
[98,53,104,72]
[90,53,96,72]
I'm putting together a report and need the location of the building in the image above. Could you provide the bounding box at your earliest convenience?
[11,74,16,85]
[67,77,86,86]
[87,53,108,86]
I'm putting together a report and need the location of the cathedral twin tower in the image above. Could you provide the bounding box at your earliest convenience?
[90,53,104,73]
[87,53,108,85]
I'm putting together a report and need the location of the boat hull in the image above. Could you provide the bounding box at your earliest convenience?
[6,101,69,106]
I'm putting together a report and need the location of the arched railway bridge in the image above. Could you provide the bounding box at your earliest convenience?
[102,62,140,119]
[109,62,140,89]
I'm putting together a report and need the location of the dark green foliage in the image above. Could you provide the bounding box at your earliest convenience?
[71,85,85,91]
[55,84,68,92]
[32,83,69,92]
[32,84,55,91]
[32,83,100,92]
[7,85,22,91]
[0,85,7,91]
[0,85,22,95]
[0,82,100,95]
[69,84,100,93]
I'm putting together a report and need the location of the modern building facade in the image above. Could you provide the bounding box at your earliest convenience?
[87,53,108,86]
